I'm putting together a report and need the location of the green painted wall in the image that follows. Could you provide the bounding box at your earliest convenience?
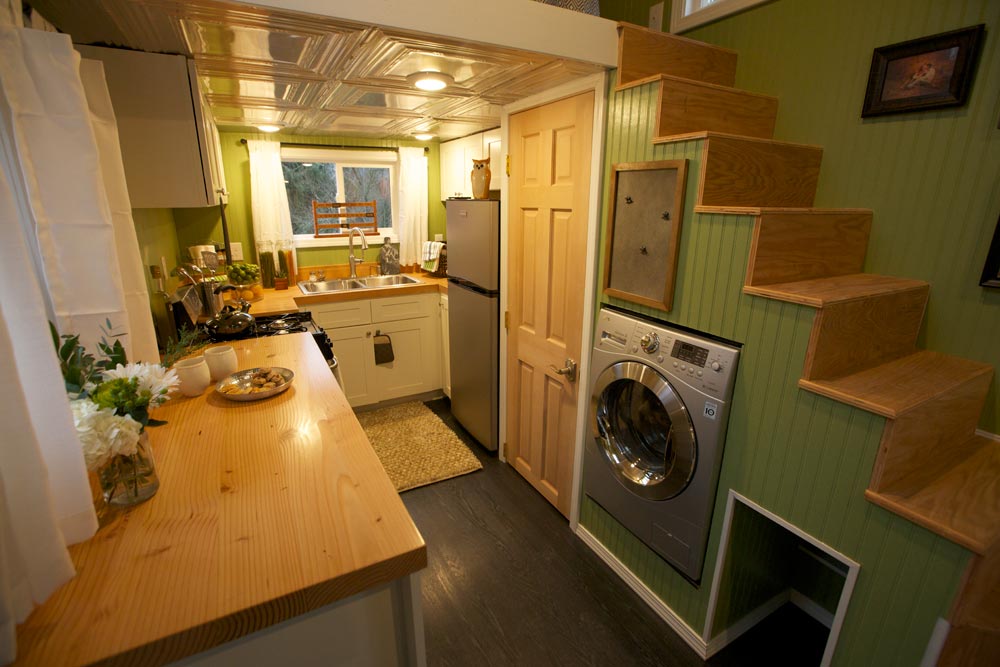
[174,132,444,270]
[601,0,671,31]
[580,68,973,664]
[132,208,181,292]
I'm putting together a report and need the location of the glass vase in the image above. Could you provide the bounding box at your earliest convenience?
[99,430,160,506]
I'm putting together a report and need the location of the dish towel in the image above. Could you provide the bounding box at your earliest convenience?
[421,241,444,273]
[373,332,394,365]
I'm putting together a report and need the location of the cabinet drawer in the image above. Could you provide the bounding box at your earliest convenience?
[371,294,434,323]
[307,300,372,329]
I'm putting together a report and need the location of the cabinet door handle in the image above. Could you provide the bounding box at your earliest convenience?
[366,331,372,338]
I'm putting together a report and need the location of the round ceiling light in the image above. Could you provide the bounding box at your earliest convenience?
[407,71,453,92]
[413,133,435,141]
[256,124,283,133]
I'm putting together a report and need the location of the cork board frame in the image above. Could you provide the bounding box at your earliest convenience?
[602,159,688,311]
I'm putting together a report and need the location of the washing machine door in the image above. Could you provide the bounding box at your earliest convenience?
[591,361,697,500]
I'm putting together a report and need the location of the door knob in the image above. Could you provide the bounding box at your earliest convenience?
[549,358,577,383]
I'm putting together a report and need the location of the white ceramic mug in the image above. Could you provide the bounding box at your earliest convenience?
[204,345,239,382]
[174,356,212,397]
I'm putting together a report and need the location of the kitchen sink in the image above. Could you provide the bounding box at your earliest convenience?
[297,279,365,294]
[354,275,421,288]
[297,274,421,294]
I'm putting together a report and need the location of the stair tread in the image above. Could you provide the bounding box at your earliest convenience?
[744,273,928,307]
[616,73,778,100]
[695,205,874,216]
[652,130,823,150]
[799,350,994,418]
[865,435,1000,554]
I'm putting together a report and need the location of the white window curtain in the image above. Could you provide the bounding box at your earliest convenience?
[0,23,161,660]
[79,58,159,365]
[246,139,294,269]
[397,146,428,267]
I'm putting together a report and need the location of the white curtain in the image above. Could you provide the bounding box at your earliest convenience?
[0,23,161,661]
[79,59,159,364]
[398,146,428,267]
[246,139,294,269]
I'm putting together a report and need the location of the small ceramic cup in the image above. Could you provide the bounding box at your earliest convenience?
[204,345,239,382]
[174,356,212,397]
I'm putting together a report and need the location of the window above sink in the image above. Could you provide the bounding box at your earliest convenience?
[281,146,399,249]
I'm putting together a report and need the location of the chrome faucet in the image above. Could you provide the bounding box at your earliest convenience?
[348,227,369,278]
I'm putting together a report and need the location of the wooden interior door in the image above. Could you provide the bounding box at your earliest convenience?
[507,92,595,518]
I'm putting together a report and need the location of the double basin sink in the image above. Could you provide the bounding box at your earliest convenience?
[298,274,420,295]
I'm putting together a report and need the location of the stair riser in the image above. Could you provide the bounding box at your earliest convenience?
[870,373,993,495]
[699,136,822,208]
[746,212,871,286]
[617,23,737,88]
[803,286,929,381]
[655,78,777,139]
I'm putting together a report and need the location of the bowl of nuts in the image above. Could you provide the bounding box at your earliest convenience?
[215,367,294,402]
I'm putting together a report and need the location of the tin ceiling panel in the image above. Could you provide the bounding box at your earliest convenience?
[31,0,607,141]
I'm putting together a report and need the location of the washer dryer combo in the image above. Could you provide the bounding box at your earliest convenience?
[585,306,740,583]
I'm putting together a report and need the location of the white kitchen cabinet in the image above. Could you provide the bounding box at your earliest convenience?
[306,293,442,407]
[439,129,501,200]
[440,294,451,398]
[326,323,378,406]
[75,45,226,208]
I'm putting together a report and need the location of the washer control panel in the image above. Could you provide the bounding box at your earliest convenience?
[639,332,659,354]
[595,308,740,401]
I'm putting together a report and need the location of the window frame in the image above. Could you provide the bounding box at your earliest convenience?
[280,145,399,249]
[670,0,773,34]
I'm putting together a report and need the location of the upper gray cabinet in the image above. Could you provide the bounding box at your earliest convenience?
[75,45,226,209]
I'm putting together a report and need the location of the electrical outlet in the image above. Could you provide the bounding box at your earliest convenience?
[648,2,664,31]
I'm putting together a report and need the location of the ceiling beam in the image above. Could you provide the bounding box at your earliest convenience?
[231,0,619,68]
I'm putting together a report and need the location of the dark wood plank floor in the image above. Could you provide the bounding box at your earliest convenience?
[404,399,826,666]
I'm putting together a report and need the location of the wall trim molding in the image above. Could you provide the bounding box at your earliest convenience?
[704,590,788,657]
[575,526,708,658]
[976,428,1000,443]
[790,589,834,629]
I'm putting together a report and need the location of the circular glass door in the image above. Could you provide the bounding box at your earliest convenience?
[590,361,697,500]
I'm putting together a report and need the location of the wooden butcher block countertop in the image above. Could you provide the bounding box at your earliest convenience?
[14,333,426,666]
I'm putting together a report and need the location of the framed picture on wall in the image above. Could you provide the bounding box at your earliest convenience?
[980,214,1000,289]
[603,160,688,312]
[861,24,984,118]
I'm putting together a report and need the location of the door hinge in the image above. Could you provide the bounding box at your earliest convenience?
[504,311,510,330]
[505,154,510,177]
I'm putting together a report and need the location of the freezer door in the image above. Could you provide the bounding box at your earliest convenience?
[448,280,499,450]
[446,199,499,291]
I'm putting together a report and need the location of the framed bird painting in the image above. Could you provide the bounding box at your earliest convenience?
[861,24,984,118]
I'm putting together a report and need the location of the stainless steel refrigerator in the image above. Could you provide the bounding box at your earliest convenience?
[446,199,500,451]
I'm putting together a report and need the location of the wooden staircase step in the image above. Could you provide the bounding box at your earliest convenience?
[743,273,926,307]
[799,350,994,419]
[745,210,872,286]
[617,22,737,88]
[660,133,822,208]
[649,75,778,139]
[865,435,1000,554]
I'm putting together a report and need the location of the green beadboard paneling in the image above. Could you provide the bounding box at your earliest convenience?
[173,132,444,269]
[687,0,1000,432]
[601,0,673,32]
[711,501,800,631]
[132,208,182,292]
[581,60,973,663]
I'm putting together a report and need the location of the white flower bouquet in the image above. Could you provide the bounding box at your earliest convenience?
[53,322,180,506]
